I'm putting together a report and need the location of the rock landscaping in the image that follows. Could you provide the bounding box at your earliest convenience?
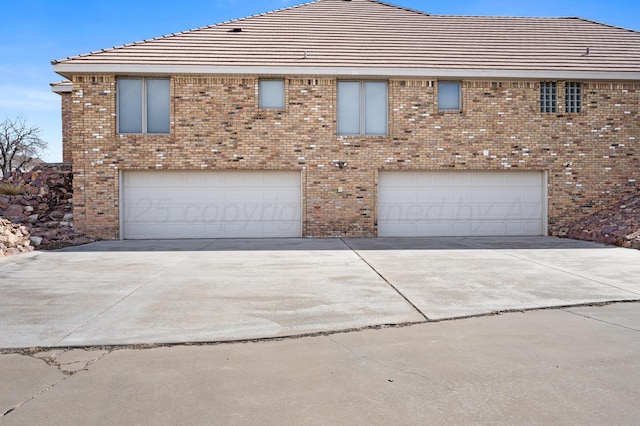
[560,193,640,250]
[0,218,33,256]
[0,164,95,256]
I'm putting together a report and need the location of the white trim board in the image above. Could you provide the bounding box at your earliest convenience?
[53,64,640,81]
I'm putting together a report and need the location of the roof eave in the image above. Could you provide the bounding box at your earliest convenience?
[52,63,640,82]
[50,81,73,94]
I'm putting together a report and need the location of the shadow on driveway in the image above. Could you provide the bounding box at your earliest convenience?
[56,236,616,252]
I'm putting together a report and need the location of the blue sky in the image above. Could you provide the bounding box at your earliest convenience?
[2,0,638,162]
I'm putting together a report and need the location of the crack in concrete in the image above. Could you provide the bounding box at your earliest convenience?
[35,349,111,375]
[339,238,430,321]
[1,301,638,353]
[3,374,70,417]
[327,335,455,392]
[2,348,111,417]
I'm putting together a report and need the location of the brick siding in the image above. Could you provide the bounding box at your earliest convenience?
[65,74,639,239]
[60,92,73,163]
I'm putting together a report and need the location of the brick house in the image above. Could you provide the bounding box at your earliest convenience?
[51,0,639,240]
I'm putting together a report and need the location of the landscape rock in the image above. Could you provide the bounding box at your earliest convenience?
[562,193,640,250]
[0,218,33,256]
[0,163,96,256]
[3,204,24,219]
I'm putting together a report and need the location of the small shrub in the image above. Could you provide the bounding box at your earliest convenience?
[0,182,26,195]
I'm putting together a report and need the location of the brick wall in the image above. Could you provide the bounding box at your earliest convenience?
[60,92,72,163]
[65,74,639,239]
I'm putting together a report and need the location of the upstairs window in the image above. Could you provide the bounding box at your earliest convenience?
[337,81,388,135]
[565,82,582,113]
[540,81,557,113]
[259,80,285,109]
[438,82,461,111]
[117,78,170,134]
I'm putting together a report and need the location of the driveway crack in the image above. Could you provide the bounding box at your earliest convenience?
[327,336,453,391]
[2,348,112,418]
[340,238,430,321]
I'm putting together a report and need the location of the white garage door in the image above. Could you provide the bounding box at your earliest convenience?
[378,171,545,237]
[122,171,301,239]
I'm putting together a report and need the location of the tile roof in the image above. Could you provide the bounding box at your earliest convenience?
[52,0,640,79]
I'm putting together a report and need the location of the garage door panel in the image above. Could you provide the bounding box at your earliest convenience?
[379,171,545,237]
[520,188,544,198]
[123,171,301,239]
[470,188,512,202]
[415,222,452,236]
[262,189,299,202]
[381,188,417,202]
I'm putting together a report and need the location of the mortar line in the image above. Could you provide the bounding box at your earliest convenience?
[494,249,640,298]
[340,238,430,321]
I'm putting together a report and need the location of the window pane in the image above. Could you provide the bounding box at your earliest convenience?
[565,82,581,113]
[259,80,285,108]
[146,79,170,134]
[438,82,461,110]
[364,82,387,135]
[118,79,142,133]
[540,82,558,113]
[337,82,361,135]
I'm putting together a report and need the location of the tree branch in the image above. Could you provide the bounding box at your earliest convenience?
[0,116,47,173]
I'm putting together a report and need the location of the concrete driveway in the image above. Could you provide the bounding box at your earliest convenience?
[1,237,639,348]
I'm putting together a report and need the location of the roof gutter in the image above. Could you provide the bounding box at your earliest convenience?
[52,64,640,82]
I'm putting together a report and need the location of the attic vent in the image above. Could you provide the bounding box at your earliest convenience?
[228,28,243,33]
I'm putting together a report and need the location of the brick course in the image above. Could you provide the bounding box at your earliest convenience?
[60,92,72,163]
[66,75,639,239]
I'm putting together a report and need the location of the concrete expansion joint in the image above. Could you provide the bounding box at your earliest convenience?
[48,254,193,347]
[0,302,638,357]
[339,237,431,321]
[427,299,640,323]
[492,249,640,298]
[562,305,640,332]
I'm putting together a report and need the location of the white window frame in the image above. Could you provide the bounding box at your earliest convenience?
[337,81,388,136]
[117,78,170,134]
[437,81,462,111]
[259,79,285,109]
[540,81,558,113]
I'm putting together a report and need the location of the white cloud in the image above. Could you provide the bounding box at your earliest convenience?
[0,84,59,112]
